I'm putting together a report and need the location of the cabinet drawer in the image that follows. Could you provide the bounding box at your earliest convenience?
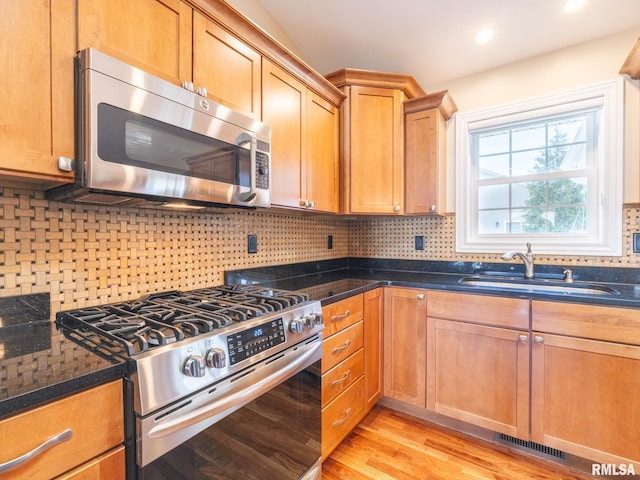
[322,320,364,373]
[323,294,364,336]
[0,381,123,480]
[56,446,125,480]
[532,300,640,345]
[321,376,365,461]
[428,290,529,329]
[322,348,364,407]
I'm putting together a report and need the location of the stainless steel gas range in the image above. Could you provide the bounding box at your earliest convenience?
[56,285,324,479]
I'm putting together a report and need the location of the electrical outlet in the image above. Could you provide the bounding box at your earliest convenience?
[634,232,640,253]
[247,234,258,254]
[415,235,425,251]
[328,235,333,249]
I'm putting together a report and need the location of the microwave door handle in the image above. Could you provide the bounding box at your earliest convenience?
[236,133,257,202]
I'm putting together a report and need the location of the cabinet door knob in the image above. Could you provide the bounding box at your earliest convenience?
[393,205,401,212]
[430,204,436,212]
[534,335,544,344]
[518,334,528,342]
[417,294,425,300]
[181,80,194,92]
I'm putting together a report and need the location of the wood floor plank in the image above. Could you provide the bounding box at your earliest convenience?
[323,406,594,480]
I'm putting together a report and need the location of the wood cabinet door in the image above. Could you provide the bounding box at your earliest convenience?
[531,333,640,465]
[426,319,530,440]
[77,0,192,86]
[305,91,339,213]
[0,0,74,181]
[383,287,426,406]
[348,86,404,214]
[405,107,446,215]
[262,60,304,209]
[363,288,384,413]
[193,12,261,118]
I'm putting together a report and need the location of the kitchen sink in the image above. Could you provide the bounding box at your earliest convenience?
[458,276,619,296]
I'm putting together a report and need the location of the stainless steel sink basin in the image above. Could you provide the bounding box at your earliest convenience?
[458,277,618,296]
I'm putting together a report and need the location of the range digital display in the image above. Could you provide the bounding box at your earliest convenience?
[226,318,285,365]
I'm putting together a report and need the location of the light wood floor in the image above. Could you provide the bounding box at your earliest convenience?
[322,406,594,480]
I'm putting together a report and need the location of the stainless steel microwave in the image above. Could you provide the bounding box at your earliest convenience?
[47,48,271,209]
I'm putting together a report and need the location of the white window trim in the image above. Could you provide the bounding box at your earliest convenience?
[455,79,623,256]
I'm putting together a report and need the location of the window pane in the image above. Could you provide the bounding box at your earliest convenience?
[512,123,545,151]
[478,130,509,156]
[479,153,510,178]
[513,181,542,208]
[478,184,509,209]
[478,209,510,234]
[512,149,544,176]
[549,116,585,144]
[547,177,587,205]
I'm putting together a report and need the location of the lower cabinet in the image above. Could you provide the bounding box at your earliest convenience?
[321,294,365,460]
[0,380,124,479]
[532,300,640,466]
[426,291,530,439]
[426,319,530,439]
[383,287,427,407]
[363,288,384,414]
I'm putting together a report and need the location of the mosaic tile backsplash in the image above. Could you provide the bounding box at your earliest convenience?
[1,181,639,315]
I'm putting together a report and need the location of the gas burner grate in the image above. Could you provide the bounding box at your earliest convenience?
[55,285,309,356]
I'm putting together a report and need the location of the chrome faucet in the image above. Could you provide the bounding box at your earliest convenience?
[501,243,535,279]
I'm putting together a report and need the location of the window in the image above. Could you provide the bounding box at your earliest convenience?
[456,80,623,256]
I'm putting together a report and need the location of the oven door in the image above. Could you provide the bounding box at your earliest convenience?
[137,339,322,479]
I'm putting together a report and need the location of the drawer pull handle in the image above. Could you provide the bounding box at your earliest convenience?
[332,340,351,354]
[331,310,351,322]
[0,428,73,473]
[332,370,352,387]
[332,408,351,428]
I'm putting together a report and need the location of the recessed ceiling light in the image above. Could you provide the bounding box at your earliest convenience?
[475,28,494,44]
[564,0,586,13]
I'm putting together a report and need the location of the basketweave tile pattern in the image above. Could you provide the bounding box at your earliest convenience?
[0,183,348,315]
[1,181,640,317]
[348,209,640,267]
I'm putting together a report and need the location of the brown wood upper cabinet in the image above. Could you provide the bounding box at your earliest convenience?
[404,91,457,215]
[263,60,339,213]
[77,0,262,119]
[326,69,426,214]
[0,0,75,182]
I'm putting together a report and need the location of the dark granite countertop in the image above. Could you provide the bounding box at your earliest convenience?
[225,257,640,308]
[0,294,126,420]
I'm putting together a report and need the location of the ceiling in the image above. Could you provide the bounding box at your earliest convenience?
[253,0,640,89]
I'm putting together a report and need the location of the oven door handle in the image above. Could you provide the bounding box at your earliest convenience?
[147,340,321,440]
[236,132,257,203]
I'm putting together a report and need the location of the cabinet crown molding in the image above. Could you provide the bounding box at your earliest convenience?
[404,90,458,120]
[620,37,640,79]
[325,68,426,99]
[191,0,346,106]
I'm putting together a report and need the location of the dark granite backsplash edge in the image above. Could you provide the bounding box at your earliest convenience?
[225,257,640,285]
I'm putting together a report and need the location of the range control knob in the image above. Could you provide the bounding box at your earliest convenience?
[303,314,315,329]
[183,355,205,377]
[289,319,304,333]
[313,312,324,326]
[205,348,227,369]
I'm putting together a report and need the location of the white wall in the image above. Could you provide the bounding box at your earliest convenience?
[426,28,640,210]
[223,0,304,58]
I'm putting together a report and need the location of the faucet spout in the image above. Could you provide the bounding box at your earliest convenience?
[501,243,535,279]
